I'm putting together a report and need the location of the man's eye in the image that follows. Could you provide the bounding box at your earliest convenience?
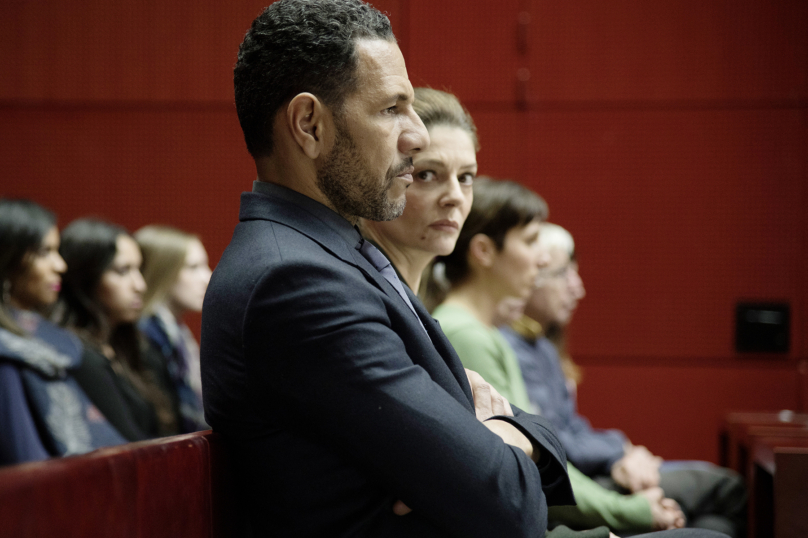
[459,173,475,185]
[383,105,397,114]
[417,170,436,182]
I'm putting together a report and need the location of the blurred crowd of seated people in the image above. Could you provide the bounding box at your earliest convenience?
[0,198,211,466]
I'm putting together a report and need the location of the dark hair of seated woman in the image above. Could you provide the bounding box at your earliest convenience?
[0,199,126,465]
[57,218,179,441]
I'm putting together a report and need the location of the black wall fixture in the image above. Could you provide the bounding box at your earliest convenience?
[735,302,790,354]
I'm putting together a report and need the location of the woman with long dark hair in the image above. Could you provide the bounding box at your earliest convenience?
[0,200,125,465]
[58,219,178,441]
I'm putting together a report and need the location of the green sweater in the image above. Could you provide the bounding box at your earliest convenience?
[433,303,534,412]
[556,465,653,532]
[433,302,653,532]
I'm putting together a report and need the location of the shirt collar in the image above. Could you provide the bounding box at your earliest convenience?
[510,315,544,341]
[154,305,181,345]
[252,180,361,247]
[363,238,410,290]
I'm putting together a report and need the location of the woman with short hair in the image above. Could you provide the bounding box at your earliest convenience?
[431,177,548,411]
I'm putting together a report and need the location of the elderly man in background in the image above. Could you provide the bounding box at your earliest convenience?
[502,222,747,538]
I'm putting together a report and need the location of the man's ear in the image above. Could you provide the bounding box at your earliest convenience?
[286,93,330,160]
[468,233,497,268]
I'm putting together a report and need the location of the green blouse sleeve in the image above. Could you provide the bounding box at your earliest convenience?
[549,464,654,532]
[445,325,513,394]
[434,304,533,410]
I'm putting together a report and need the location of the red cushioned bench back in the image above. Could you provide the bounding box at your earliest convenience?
[0,431,232,538]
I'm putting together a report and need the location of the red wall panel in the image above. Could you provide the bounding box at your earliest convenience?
[0,0,806,462]
[523,108,806,360]
[529,0,808,103]
[407,0,526,104]
[0,106,251,264]
[0,0,267,102]
[466,110,529,180]
[576,362,799,462]
[0,0,407,103]
[405,0,808,106]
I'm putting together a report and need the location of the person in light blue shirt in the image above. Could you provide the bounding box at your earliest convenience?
[502,223,746,538]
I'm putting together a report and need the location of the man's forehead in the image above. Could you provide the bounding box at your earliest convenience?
[352,38,413,102]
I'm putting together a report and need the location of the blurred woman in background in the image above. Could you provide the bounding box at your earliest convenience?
[58,219,178,441]
[136,225,211,432]
[0,200,125,465]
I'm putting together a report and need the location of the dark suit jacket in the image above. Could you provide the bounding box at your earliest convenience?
[201,183,574,538]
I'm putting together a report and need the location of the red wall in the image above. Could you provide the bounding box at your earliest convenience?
[1,0,806,463]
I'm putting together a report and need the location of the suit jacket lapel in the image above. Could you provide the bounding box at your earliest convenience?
[406,286,474,410]
[241,192,397,300]
[242,191,473,410]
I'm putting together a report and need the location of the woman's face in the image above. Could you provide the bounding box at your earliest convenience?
[97,235,147,327]
[168,239,212,315]
[489,219,545,300]
[9,226,67,311]
[369,124,476,257]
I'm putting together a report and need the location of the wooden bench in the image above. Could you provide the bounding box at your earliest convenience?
[748,437,808,538]
[0,430,241,538]
[720,412,808,538]
[720,411,808,473]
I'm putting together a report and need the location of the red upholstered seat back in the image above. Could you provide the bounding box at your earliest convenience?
[0,431,232,538]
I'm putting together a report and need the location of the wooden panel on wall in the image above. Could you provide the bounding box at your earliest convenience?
[0,0,260,102]
[524,108,806,360]
[529,0,808,103]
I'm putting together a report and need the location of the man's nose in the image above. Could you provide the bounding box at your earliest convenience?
[399,108,430,157]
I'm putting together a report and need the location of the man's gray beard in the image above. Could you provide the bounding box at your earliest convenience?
[316,123,407,222]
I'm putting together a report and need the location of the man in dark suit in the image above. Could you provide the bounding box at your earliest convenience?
[201,1,574,536]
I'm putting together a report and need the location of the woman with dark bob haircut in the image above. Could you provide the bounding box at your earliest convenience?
[0,200,125,466]
[431,178,549,420]
[58,219,179,441]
